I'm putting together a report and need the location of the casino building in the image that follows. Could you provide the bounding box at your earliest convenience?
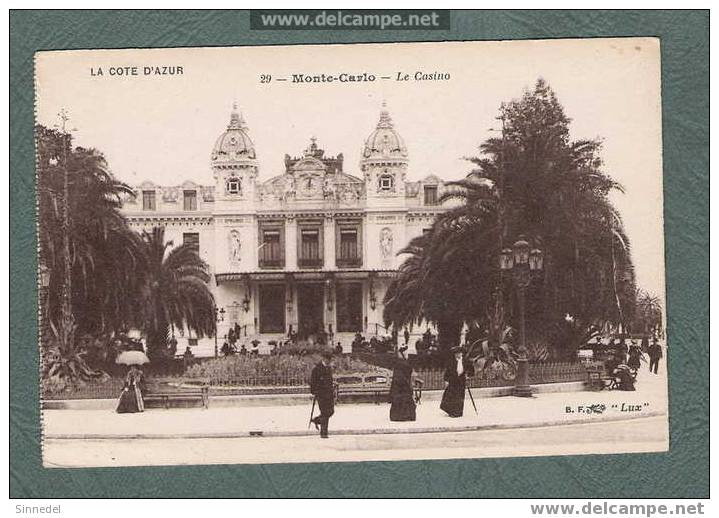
[122,103,453,356]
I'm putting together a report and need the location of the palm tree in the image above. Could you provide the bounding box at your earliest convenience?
[38,126,143,335]
[384,175,500,351]
[137,227,215,361]
[634,291,663,335]
[385,79,638,355]
[37,125,142,388]
[383,234,429,331]
[472,80,636,339]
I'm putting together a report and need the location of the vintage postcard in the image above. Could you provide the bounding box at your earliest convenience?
[36,38,668,468]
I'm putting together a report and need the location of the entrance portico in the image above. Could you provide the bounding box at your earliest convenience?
[214,271,395,350]
[296,283,324,340]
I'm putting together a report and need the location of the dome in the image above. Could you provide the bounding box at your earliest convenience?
[211,103,256,164]
[361,102,408,161]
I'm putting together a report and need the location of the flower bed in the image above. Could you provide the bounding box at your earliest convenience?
[184,354,384,386]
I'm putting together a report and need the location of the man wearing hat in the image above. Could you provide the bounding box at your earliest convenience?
[310,351,335,438]
[440,346,475,417]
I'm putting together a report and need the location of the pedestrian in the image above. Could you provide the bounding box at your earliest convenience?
[641,335,650,353]
[221,340,234,357]
[183,346,195,370]
[617,337,629,363]
[604,352,620,377]
[627,343,643,372]
[423,328,433,347]
[168,336,178,358]
[116,365,145,414]
[310,351,335,438]
[440,346,475,418]
[251,339,260,356]
[404,327,410,346]
[415,338,425,357]
[648,338,663,374]
[351,332,363,353]
[613,364,636,391]
[334,341,343,355]
[390,346,416,422]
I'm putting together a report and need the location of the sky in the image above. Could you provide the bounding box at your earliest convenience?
[35,38,665,299]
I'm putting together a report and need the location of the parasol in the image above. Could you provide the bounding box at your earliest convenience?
[115,350,150,365]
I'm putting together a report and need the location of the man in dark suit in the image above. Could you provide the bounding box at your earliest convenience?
[648,339,663,374]
[310,351,335,438]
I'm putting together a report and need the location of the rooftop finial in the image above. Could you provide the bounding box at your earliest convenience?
[228,102,248,130]
[377,101,393,129]
[304,135,319,157]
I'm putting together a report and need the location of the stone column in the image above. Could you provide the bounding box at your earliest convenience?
[286,215,298,270]
[324,214,335,269]
[513,357,533,397]
[325,277,337,345]
[286,276,297,335]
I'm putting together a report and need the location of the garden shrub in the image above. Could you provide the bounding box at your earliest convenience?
[184,353,387,385]
[275,341,330,357]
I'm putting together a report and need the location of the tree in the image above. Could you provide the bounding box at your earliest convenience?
[384,174,500,351]
[633,290,663,336]
[471,79,636,335]
[136,227,215,361]
[37,124,143,388]
[38,125,143,335]
[384,79,637,355]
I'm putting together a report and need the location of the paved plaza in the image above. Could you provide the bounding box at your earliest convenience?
[43,415,668,468]
[44,369,667,440]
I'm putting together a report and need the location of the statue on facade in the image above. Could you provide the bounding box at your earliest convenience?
[229,229,241,263]
[284,175,296,200]
[380,227,394,259]
[323,178,336,200]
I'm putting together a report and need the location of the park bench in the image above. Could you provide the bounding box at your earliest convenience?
[334,373,424,405]
[144,381,210,409]
[585,362,617,391]
[586,362,637,391]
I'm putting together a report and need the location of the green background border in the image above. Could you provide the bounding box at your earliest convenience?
[10,10,709,498]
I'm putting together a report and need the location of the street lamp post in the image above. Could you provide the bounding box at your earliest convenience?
[214,306,225,358]
[500,236,544,397]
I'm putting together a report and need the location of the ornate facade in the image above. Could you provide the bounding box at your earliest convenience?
[122,103,453,356]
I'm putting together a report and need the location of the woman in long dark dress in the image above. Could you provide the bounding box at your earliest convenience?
[627,343,643,372]
[116,366,145,414]
[389,346,416,422]
[440,346,475,417]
